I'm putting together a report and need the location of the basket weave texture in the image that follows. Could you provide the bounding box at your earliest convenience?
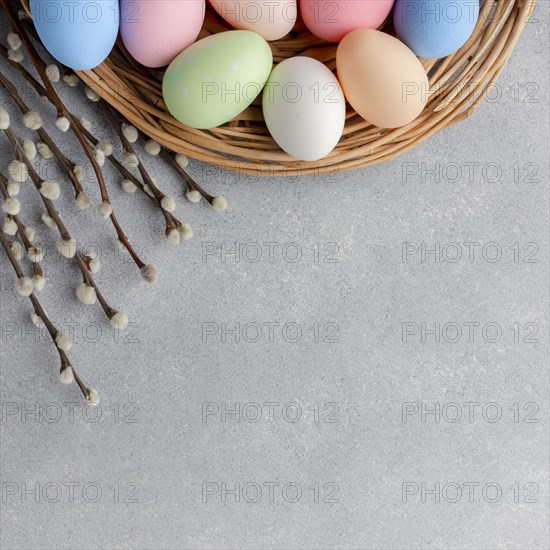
[23,0,535,175]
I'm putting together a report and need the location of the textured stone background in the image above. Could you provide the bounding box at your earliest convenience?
[0,5,549,549]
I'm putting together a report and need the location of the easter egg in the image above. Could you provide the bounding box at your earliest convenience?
[262,57,346,161]
[29,0,118,70]
[394,0,479,58]
[336,29,429,128]
[163,31,273,129]
[300,0,394,42]
[210,1,297,41]
[120,0,205,68]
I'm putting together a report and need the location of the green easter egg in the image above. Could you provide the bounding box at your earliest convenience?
[163,31,273,129]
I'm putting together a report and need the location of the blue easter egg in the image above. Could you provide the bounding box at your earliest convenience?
[30,0,119,70]
[393,0,479,58]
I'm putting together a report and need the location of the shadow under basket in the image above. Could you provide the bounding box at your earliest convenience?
[21,0,535,176]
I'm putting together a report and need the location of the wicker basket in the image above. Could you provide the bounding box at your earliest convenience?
[22,0,535,176]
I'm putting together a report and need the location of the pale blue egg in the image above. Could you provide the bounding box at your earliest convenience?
[394,0,479,58]
[30,0,119,70]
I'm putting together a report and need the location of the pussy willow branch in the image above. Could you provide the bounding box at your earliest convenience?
[101,103,165,205]
[160,148,222,210]
[0,229,93,401]
[0,71,84,196]
[3,125,123,322]
[99,103,181,231]
[0,171,44,279]
[2,1,147,271]
[74,118,185,230]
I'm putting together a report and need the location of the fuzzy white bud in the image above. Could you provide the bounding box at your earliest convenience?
[55,116,70,132]
[178,223,193,240]
[7,181,20,196]
[97,140,113,156]
[2,197,20,215]
[175,154,189,168]
[10,241,23,261]
[186,189,201,203]
[75,191,92,210]
[98,202,112,218]
[41,212,57,229]
[8,48,23,63]
[110,310,129,330]
[143,184,154,197]
[8,160,27,183]
[86,253,101,273]
[144,140,161,155]
[76,283,97,305]
[122,151,139,167]
[22,140,37,160]
[87,388,100,406]
[93,148,105,166]
[24,226,35,242]
[140,264,159,284]
[28,246,45,263]
[23,111,42,130]
[2,217,17,235]
[73,165,85,182]
[121,123,138,143]
[63,73,79,87]
[56,237,77,258]
[0,107,10,129]
[161,195,176,212]
[45,64,60,82]
[211,196,228,211]
[55,332,72,351]
[85,86,100,102]
[31,312,45,328]
[59,366,74,384]
[80,117,92,131]
[39,180,61,201]
[166,227,180,245]
[7,32,22,50]
[121,179,137,193]
[37,142,54,159]
[32,274,46,292]
[16,277,34,297]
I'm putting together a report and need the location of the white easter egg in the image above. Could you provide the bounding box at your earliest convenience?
[262,57,346,161]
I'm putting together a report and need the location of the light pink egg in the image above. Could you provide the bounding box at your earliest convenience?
[301,0,394,42]
[209,0,297,41]
[120,0,205,68]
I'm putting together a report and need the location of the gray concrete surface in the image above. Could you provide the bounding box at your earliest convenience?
[0,5,549,549]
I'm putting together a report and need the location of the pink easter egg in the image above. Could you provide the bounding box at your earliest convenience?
[301,0,394,43]
[120,0,206,68]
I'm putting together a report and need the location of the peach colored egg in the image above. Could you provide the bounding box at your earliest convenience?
[120,0,205,68]
[336,29,429,128]
[210,0,297,41]
[301,0,394,42]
